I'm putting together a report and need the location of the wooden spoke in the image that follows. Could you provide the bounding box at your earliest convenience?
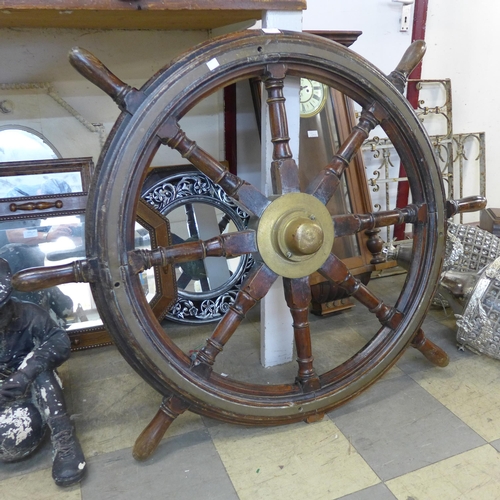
[157,119,270,217]
[306,104,385,204]
[191,262,278,377]
[12,259,90,292]
[128,230,257,275]
[283,277,321,392]
[133,394,189,461]
[319,254,404,330]
[332,204,424,238]
[262,64,300,194]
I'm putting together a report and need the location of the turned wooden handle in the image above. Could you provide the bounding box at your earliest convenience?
[446,196,487,218]
[388,40,426,93]
[10,200,63,212]
[12,260,89,292]
[394,40,426,77]
[411,329,449,367]
[133,408,175,461]
[133,395,189,461]
[69,47,131,102]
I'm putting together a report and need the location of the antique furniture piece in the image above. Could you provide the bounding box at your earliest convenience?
[13,31,485,461]
[142,165,251,324]
[0,157,102,349]
[443,224,500,360]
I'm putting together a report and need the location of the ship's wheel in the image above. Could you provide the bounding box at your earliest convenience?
[14,30,485,460]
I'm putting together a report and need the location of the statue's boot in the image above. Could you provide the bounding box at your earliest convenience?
[33,371,87,487]
[49,414,86,487]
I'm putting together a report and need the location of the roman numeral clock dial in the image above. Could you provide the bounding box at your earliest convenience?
[299,78,327,118]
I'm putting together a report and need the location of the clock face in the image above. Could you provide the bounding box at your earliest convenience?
[299,78,327,118]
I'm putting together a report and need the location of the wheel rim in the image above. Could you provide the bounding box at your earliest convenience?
[87,31,445,423]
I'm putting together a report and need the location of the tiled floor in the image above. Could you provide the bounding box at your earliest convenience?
[2,273,500,499]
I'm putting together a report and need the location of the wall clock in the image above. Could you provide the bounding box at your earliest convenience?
[299,78,327,118]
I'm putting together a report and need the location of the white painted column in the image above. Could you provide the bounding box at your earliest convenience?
[260,10,303,367]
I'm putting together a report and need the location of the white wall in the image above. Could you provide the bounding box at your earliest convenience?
[423,0,495,209]
[303,0,414,74]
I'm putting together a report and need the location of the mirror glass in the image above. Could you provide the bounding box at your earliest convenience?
[0,171,83,199]
[0,215,157,333]
[0,127,60,163]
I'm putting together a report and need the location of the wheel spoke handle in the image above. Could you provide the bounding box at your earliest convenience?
[128,230,257,274]
[306,42,427,205]
[387,40,427,94]
[411,329,449,367]
[69,47,145,114]
[158,120,270,217]
[284,277,320,391]
[332,204,422,238]
[133,395,189,461]
[12,260,90,292]
[263,64,300,194]
[13,230,256,291]
[446,196,487,219]
[264,64,293,162]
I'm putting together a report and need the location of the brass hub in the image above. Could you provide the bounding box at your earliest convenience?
[277,215,324,260]
[257,193,334,278]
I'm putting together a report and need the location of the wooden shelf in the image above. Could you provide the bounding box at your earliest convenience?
[0,1,306,30]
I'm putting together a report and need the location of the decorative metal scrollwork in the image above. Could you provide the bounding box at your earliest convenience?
[362,78,486,232]
[142,168,252,324]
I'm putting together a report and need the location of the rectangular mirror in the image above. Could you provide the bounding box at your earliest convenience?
[0,158,177,350]
[0,157,93,219]
[0,156,92,197]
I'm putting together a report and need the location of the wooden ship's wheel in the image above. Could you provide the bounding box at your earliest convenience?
[13,30,485,460]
